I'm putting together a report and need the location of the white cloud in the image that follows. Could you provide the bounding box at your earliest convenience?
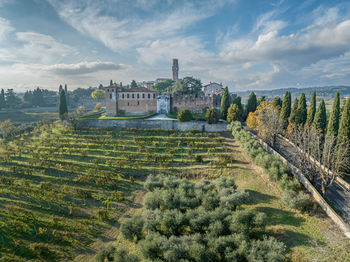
[220,19,350,68]
[47,0,233,53]
[0,17,14,41]
[45,61,127,75]
[16,32,75,63]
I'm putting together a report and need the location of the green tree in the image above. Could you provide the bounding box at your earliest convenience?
[110,80,113,86]
[326,93,340,138]
[280,92,291,129]
[272,97,282,110]
[338,98,350,145]
[232,96,243,120]
[131,80,137,88]
[221,87,230,120]
[177,109,192,122]
[227,104,240,123]
[59,89,68,120]
[205,107,219,124]
[5,89,22,108]
[153,80,174,92]
[295,93,307,125]
[289,98,299,124]
[306,91,316,126]
[313,100,327,135]
[247,92,257,114]
[257,96,266,106]
[32,87,44,107]
[0,88,6,109]
[170,77,202,95]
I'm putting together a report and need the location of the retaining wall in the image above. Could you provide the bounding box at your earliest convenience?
[249,132,350,239]
[76,119,228,132]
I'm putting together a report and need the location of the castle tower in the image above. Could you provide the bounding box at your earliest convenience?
[172,58,179,81]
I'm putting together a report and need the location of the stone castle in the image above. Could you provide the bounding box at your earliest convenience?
[105,59,234,116]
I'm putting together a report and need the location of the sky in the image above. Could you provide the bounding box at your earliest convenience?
[0,0,350,92]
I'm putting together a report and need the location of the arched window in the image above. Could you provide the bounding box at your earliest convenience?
[142,93,145,99]
[148,94,150,99]
[127,94,129,99]
[109,94,112,99]
[122,94,124,99]
[137,94,139,99]
[153,94,156,99]
[132,94,134,99]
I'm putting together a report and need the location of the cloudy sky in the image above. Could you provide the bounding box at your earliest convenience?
[0,0,350,92]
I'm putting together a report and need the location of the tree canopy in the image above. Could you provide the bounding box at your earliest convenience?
[170,77,203,96]
[313,100,327,135]
[280,91,291,130]
[91,89,106,100]
[306,91,316,126]
[221,87,230,120]
[153,80,174,92]
[247,92,257,114]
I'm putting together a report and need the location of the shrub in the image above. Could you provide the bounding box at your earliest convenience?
[282,190,311,211]
[248,236,287,262]
[96,245,139,262]
[120,214,144,242]
[94,102,102,112]
[177,109,192,122]
[195,154,203,163]
[30,243,55,260]
[205,107,219,124]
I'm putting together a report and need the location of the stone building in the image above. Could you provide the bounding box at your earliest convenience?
[172,58,179,81]
[105,86,157,116]
[203,82,224,96]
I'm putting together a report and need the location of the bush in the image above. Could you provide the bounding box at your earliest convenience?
[120,214,144,241]
[248,236,287,262]
[96,245,139,262]
[177,109,192,122]
[282,190,311,211]
[94,102,102,112]
[205,107,219,124]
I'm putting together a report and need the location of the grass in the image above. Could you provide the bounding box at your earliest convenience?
[0,125,349,261]
[0,110,58,124]
[79,112,157,120]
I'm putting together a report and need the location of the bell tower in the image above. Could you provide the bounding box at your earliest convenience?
[172,58,179,81]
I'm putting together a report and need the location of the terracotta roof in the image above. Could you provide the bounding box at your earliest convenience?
[105,86,157,92]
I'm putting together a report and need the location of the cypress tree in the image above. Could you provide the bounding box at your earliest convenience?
[221,86,230,120]
[281,91,291,129]
[306,91,316,126]
[313,100,327,135]
[326,93,340,137]
[295,93,307,125]
[59,89,68,120]
[0,88,5,109]
[337,98,350,145]
[232,96,243,120]
[272,96,282,109]
[65,84,69,106]
[289,98,298,124]
[247,92,257,114]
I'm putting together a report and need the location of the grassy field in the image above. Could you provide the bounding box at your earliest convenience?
[0,125,348,261]
[0,110,58,124]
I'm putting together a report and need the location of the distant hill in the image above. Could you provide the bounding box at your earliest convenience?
[236,86,350,102]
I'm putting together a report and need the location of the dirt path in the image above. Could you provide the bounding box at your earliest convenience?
[74,189,146,262]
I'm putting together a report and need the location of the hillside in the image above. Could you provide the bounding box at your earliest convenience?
[236,86,350,102]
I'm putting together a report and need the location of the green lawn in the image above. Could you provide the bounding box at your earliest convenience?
[79,112,157,120]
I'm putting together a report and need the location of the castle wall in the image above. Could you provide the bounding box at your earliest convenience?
[171,95,221,113]
[117,98,157,115]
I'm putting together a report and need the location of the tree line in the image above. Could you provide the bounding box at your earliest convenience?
[0,88,58,109]
[244,91,349,195]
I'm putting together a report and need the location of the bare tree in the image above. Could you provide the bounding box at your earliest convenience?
[289,126,350,195]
